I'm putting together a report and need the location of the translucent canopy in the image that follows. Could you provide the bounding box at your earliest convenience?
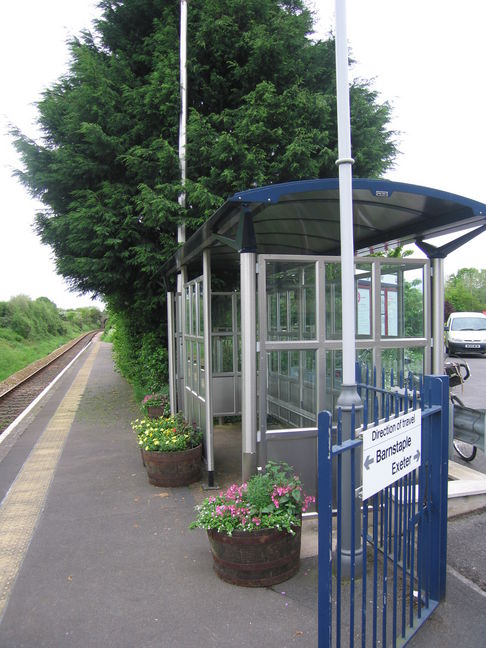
[164,178,486,280]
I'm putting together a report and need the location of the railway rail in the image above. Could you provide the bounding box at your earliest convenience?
[0,331,99,435]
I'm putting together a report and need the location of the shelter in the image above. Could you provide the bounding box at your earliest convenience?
[162,178,486,490]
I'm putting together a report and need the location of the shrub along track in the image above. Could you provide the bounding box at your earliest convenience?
[0,331,99,434]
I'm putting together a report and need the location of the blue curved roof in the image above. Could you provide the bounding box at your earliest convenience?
[166,178,486,276]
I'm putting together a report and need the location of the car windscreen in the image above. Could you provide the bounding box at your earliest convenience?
[451,317,486,331]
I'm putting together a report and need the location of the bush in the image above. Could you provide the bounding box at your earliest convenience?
[110,309,168,401]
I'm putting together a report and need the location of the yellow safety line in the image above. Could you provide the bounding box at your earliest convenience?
[0,340,100,620]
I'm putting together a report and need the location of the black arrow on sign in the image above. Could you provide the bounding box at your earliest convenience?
[364,455,374,470]
[414,449,421,462]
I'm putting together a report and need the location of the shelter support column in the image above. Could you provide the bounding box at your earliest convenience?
[167,291,177,415]
[178,267,187,416]
[203,250,215,487]
[241,252,257,482]
[432,258,445,375]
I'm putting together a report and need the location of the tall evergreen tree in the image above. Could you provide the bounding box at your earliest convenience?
[12,0,397,390]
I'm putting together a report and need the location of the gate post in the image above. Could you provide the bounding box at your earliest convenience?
[337,385,363,578]
[425,374,449,601]
[318,410,333,648]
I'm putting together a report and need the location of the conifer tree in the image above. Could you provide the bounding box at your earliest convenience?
[13,0,397,389]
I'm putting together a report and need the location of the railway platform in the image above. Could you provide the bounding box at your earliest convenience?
[0,336,485,647]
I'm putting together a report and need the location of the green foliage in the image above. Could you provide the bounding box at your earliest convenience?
[404,279,424,337]
[445,268,486,315]
[109,308,168,400]
[12,0,398,389]
[0,295,103,380]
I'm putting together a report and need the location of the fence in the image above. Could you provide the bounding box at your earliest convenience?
[318,368,449,647]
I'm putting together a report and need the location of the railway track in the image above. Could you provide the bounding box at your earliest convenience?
[0,331,99,435]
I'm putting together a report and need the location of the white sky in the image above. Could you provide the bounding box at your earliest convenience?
[1,1,486,309]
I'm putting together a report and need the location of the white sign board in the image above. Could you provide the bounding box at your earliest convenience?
[361,409,421,500]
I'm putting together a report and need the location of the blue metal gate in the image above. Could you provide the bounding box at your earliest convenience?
[318,369,449,647]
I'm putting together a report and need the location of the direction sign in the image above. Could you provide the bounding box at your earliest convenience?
[361,409,421,500]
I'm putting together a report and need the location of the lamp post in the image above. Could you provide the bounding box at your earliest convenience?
[334,0,363,578]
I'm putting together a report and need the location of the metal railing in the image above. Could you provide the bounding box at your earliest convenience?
[318,368,449,647]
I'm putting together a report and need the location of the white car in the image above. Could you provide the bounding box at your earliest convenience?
[444,311,486,356]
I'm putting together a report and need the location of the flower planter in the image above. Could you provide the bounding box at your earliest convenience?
[207,525,301,587]
[146,404,166,418]
[141,444,202,487]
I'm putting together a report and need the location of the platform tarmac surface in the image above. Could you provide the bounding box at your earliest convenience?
[0,337,485,647]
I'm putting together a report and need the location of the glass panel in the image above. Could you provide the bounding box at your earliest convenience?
[212,294,233,332]
[381,264,424,338]
[356,264,372,338]
[191,285,197,337]
[381,347,425,386]
[356,348,373,378]
[185,286,190,334]
[199,282,204,337]
[324,349,342,412]
[185,344,192,389]
[403,267,425,337]
[326,262,372,340]
[325,263,342,339]
[199,342,205,394]
[266,350,316,429]
[266,261,316,341]
[192,341,198,393]
[212,336,234,373]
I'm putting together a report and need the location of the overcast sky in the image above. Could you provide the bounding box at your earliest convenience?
[1,0,485,309]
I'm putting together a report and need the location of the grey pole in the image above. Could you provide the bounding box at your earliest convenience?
[178,0,187,244]
[432,258,445,374]
[241,252,257,481]
[203,249,215,487]
[334,0,363,578]
[167,291,177,415]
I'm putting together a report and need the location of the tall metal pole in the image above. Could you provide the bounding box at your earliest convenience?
[178,0,187,245]
[334,0,363,578]
[241,252,257,482]
[176,0,188,417]
[432,258,445,374]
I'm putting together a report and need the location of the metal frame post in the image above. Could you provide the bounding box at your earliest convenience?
[167,291,177,415]
[203,249,215,486]
[178,267,187,417]
[241,252,257,481]
[432,258,445,374]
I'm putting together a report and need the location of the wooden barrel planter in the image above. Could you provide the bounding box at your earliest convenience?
[146,404,166,418]
[207,525,301,587]
[141,444,202,487]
